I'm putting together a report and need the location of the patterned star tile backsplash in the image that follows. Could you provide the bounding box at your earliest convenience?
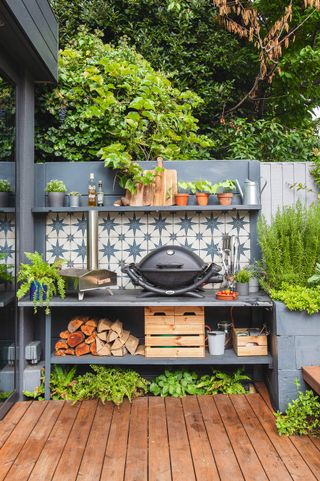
[0,214,15,275]
[45,211,251,289]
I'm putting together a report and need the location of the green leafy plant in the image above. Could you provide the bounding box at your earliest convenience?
[196,369,251,395]
[69,191,80,196]
[235,268,252,284]
[0,179,11,192]
[178,179,235,195]
[270,283,320,315]
[308,263,320,286]
[0,253,12,283]
[16,252,66,314]
[73,365,149,405]
[149,370,202,397]
[45,180,67,193]
[24,365,77,401]
[275,380,320,437]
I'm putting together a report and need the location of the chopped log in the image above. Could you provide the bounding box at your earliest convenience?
[125,334,139,355]
[81,324,96,336]
[111,320,123,336]
[67,331,85,348]
[75,342,90,357]
[86,318,97,328]
[85,333,97,344]
[68,318,84,333]
[65,348,75,355]
[95,337,105,353]
[107,330,119,343]
[55,340,68,350]
[135,345,145,356]
[111,346,127,357]
[97,343,111,356]
[119,329,130,345]
[55,350,66,356]
[90,341,97,355]
[59,330,70,339]
[111,338,123,351]
[97,318,112,332]
[97,331,109,342]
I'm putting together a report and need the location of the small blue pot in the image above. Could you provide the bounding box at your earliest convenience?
[30,281,47,301]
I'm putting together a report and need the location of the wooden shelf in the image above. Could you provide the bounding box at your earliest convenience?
[51,348,272,367]
[0,208,15,213]
[32,204,261,214]
[18,289,273,308]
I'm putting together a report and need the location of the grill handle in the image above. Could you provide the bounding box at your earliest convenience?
[155,263,183,269]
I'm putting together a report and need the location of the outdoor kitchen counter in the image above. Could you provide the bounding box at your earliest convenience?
[18,289,273,307]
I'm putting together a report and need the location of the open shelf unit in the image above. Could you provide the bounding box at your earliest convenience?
[0,291,15,308]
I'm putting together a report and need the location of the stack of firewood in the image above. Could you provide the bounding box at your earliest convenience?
[54,317,144,357]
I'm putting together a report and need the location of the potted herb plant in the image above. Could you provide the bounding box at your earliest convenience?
[16,252,66,313]
[45,180,67,207]
[0,179,12,207]
[235,268,252,296]
[176,182,190,206]
[69,191,81,208]
[215,180,236,206]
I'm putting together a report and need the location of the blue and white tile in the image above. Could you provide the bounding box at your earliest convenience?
[99,212,122,239]
[173,212,199,237]
[199,237,222,263]
[69,238,87,265]
[122,213,147,238]
[121,239,148,263]
[238,237,251,264]
[148,213,174,237]
[98,239,122,265]
[0,239,15,262]
[173,235,199,254]
[199,213,226,236]
[0,214,15,239]
[46,238,70,263]
[225,212,250,236]
[46,213,71,238]
[148,234,174,251]
[70,213,87,238]
[120,275,136,290]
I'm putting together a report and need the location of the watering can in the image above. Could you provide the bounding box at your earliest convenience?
[235,178,267,205]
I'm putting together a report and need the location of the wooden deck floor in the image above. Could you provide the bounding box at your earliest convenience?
[0,384,319,481]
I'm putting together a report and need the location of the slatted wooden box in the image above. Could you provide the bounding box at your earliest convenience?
[232,327,268,356]
[144,306,205,357]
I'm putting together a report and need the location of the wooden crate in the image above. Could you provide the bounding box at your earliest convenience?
[145,306,205,358]
[232,328,268,356]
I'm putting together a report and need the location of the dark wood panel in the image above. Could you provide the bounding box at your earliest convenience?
[302,366,320,395]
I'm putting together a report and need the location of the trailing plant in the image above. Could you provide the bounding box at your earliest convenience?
[235,268,252,284]
[0,179,11,192]
[275,380,320,437]
[149,370,202,397]
[196,369,251,395]
[258,203,320,291]
[45,180,67,193]
[270,283,320,315]
[16,252,66,314]
[23,365,77,401]
[72,366,149,405]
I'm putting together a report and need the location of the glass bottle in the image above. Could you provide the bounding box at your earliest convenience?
[97,180,104,207]
[88,173,97,207]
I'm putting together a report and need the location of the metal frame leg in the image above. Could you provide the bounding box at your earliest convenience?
[44,313,51,400]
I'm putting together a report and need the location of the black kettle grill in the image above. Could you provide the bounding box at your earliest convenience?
[122,245,223,298]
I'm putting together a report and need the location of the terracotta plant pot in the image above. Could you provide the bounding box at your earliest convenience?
[217,192,233,206]
[196,192,209,206]
[175,193,189,206]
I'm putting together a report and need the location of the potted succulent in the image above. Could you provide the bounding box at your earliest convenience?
[69,191,81,208]
[215,180,236,206]
[0,179,12,207]
[45,180,68,207]
[235,268,252,296]
[176,182,190,206]
[16,252,66,313]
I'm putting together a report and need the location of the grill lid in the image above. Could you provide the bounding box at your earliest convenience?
[138,245,206,272]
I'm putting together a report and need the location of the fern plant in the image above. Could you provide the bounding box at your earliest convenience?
[0,253,12,283]
[16,252,65,313]
[23,365,77,400]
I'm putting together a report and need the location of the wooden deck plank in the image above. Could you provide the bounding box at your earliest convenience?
[148,397,172,481]
[289,436,320,480]
[3,401,63,481]
[198,395,244,481]
[214,395,269,481]
[28,402,80,481]
[182,396,219,481]
[0,401,48,481]
[254,382,274,411]
[76,402,113,481]
[100,400,131,481]
[0,403,31,449]
[230,395,293,481]
[309,437,320,452]
[165,397,196,481]
[52,400,98,481]
[247,394,317,481]
[124,397,148,481]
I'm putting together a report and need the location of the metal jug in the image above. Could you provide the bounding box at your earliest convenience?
[235,178,267,205]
